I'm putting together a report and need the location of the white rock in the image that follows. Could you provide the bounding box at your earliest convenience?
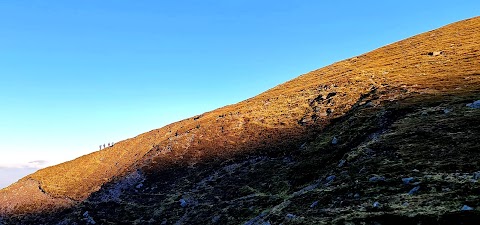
[286,214,296,219]
[461,205,474,211]
[179,199,188,207]
[408,186,420,195]
[331,137,338,145]
[466,100,480,109]
[326,175,336,182]
[402,177,414,185]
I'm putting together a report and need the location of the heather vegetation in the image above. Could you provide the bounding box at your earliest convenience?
[1,17,479,224]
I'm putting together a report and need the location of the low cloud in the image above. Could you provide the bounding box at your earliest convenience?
[0,160,50,169]
[28,160,49,166]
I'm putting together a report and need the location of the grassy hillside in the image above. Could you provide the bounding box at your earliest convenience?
[1,16,479,224]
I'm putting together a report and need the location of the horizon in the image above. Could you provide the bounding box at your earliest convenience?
[1,1,479,189]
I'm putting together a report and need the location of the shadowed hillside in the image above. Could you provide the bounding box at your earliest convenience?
[1,17,480,224]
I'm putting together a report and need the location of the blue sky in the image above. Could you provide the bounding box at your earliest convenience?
[0,1,478,188]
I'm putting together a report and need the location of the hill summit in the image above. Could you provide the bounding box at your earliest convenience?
[1,17,480,224]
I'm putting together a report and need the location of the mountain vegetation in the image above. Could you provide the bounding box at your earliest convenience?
[1,16,479,224]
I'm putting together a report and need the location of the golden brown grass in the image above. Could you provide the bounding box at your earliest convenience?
[1,16,479,215]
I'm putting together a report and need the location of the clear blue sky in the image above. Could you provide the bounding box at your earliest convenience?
[0,1,478,188]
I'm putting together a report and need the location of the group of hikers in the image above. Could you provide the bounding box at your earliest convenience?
[99,142,115,150]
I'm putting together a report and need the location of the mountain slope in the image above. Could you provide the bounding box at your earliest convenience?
[1,16,480,224]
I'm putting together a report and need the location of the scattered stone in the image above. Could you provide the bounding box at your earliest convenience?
[337,159,346,168]
[402,202,410,207]
[326,92,337,99]
[286,214,297,220]
[421,111,428,116]
[179,199,188,208]
[427,51,443,56]
[326,175,336,182]
[135,183,143,189]
[373,202,381,208]
[310,201,319,208]
[299,117,311,126]
[365,102,374,107]
[83,211,96,225]
[244,212,269,225]
[211,215,221,223]
[331,137,338,145]
[473,171,480,180]
[293,180,321,196]
[466,100,480,109]
[443,108,452,114]
[358,166,366,174]
[461,205,474,211]
[369,176,385,182]
[402,177,415,185]
[326,108,333,115]
[412,169,420,173]
[354,193,360,199]
[299,142,307,151]
[408,186,420,195]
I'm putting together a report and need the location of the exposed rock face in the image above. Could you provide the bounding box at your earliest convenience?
[1,17,480,224]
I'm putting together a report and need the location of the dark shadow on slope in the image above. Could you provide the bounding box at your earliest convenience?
[5,90,480,224]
